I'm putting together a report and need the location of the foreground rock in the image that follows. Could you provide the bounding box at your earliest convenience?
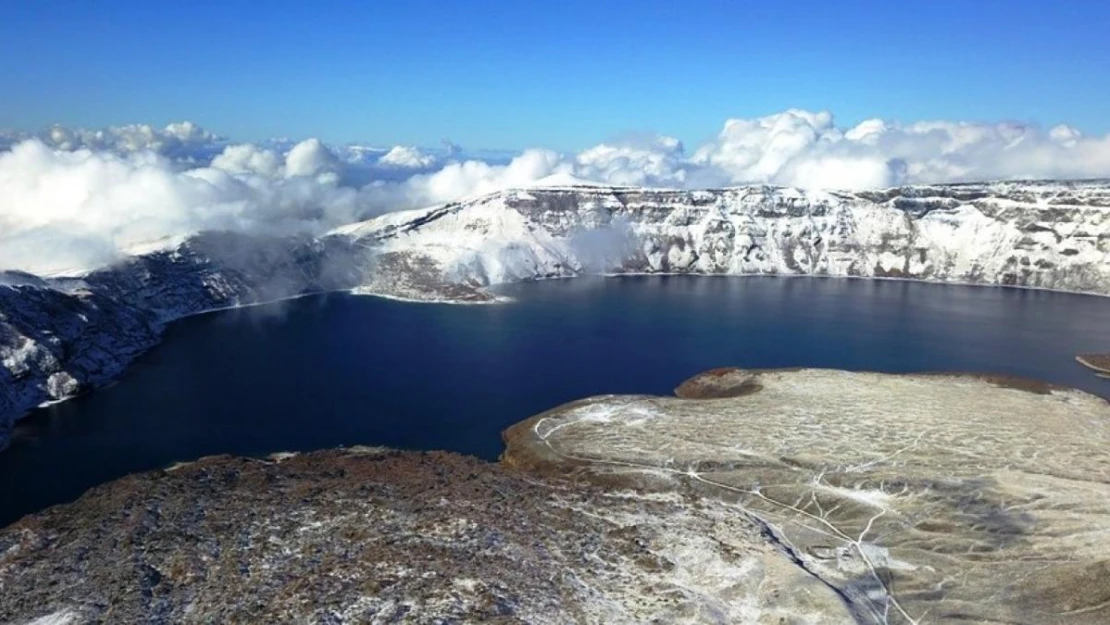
[0,448,852,624]
[4,180,1110,448]
[4,369,1109,623]
[504,369,1110,623]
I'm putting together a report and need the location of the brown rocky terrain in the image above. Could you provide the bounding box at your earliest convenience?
[4,369,1110,624]
[0,447,850,624]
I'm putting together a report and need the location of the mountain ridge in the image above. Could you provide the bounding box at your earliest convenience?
[2,179,1109,449]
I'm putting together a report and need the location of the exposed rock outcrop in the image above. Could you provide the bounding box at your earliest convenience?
[503,369,1110,623]
[0,448,854,624]
[341,180,1110,299]
[4,369,1110,623]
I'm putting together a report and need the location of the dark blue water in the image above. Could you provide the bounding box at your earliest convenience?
[3,276,1109,525]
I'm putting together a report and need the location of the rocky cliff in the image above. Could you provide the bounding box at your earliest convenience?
[3,180,1109,448]
[0,232,368,448]
[340,180,1110,298]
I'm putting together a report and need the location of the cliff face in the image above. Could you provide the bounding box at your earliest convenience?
[2,180,1109,447]
[0,232,368,447]
[340,180,1110,298]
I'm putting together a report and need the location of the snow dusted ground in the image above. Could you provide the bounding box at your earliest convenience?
[504,368,1110,623]
[7,370,1108,623]
[0,448,857,624]
[2,180,1109,448]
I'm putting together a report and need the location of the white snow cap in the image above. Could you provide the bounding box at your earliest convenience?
[378,145,438,168]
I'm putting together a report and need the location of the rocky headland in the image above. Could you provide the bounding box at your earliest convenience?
[3,369,1109,624]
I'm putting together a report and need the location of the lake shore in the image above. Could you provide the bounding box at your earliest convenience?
[6,368,1110,624]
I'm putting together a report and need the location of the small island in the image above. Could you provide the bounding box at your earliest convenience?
[1077,353,1110,378]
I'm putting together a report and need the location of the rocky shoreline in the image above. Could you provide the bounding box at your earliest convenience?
[4,368,1109,624]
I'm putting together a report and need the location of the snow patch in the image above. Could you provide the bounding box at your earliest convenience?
[22,609,82,625]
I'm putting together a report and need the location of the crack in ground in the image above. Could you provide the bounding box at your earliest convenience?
[532,414,925,625]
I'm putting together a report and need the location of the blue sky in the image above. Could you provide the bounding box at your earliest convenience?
[2,0,1107,151]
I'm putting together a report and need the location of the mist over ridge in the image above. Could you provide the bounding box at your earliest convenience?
[3,109,1110,275]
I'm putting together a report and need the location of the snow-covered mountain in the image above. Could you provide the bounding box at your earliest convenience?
[341,179,1110,300]
[2,180,1109,449]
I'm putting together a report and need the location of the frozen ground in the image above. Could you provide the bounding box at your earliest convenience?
[4,370,1109,623]
[504,368,1110,623]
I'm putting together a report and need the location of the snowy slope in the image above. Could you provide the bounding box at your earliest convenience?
[1,179,1109,449]
[337,180,1110,299]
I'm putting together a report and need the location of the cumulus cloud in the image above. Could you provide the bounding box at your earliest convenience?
[285,138,341,180]
[575,134,690,187]
[2,110,1109,275]
[0,139,367,274]
[380,149,573,208]
[209,143,284,177]
[36,121,224,163]
[690,109,1110,188]
[0,136,572,274]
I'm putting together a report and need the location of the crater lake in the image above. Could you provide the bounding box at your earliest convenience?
[3,276,1109,525]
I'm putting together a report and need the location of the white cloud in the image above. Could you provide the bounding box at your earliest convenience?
[688,110,1110,188]
[2,110,1109,275]
[389,149,572,207]
[575,135,689,187]
[0,139,367,275]
[38,121,223,162]
[284,138,340,179]
[210,144,283,177]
